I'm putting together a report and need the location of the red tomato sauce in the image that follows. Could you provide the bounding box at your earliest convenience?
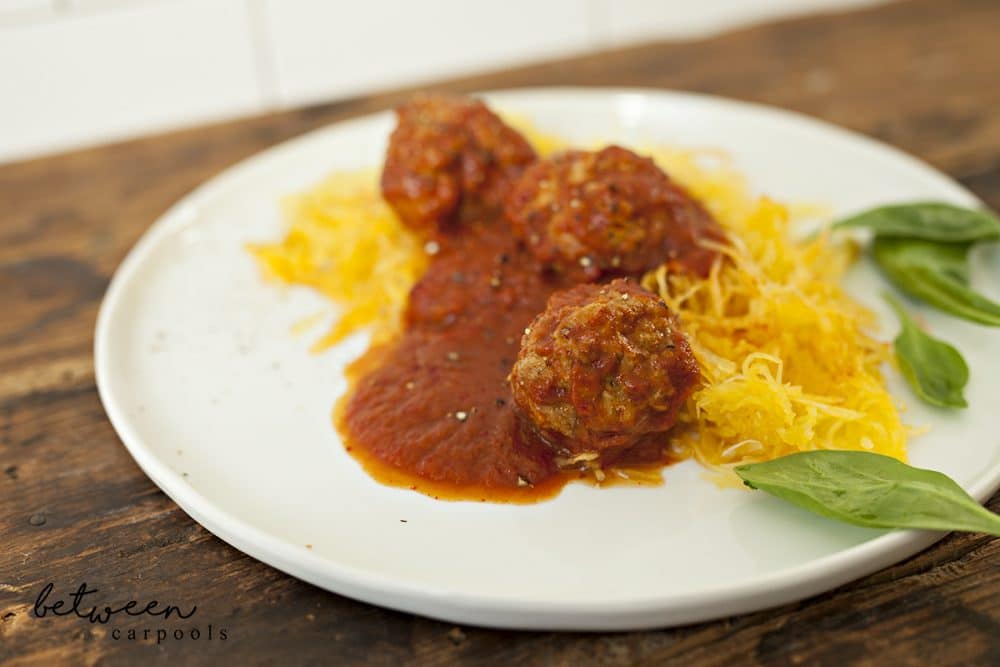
[336,207,701,503]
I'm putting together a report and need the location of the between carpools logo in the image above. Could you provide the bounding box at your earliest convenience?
[32,582,228,643]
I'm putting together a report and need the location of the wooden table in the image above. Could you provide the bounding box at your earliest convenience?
[2,0,998,664]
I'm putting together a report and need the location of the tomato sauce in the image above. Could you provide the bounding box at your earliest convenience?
[337,206,690,503]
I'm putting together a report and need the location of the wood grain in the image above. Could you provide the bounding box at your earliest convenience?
[2,0,999,664]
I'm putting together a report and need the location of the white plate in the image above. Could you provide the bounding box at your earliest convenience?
[95,88,1000,630]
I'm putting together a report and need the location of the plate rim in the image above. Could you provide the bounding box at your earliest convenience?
[94,86,999,630]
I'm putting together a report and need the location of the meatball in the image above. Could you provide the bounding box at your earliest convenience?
[381,93,537,232]
[504,145,724,280]
[509,279,699,461]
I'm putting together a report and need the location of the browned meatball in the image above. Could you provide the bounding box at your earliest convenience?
[509,279,699,461]
[504,145,724,280]
[381,93,537,232]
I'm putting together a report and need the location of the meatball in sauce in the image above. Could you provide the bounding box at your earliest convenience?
[340,95,720,502]
[381,93,537,232]
[505,146,724,280]
[510,279,699,466]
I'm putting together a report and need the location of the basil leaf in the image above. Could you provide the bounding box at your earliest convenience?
[883,292,968,408]
[873,237,1000,326]
[834,202,1000,242]
[735,451,1000,535]
[872,236,971,282]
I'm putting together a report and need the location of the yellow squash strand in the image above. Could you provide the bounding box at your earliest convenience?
[248,170,427,350]
[640,147,907,475]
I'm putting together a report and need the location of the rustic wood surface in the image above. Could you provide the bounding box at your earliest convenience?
[2,0,999,664]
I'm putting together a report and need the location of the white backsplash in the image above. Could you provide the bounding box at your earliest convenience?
[0,0,882,164]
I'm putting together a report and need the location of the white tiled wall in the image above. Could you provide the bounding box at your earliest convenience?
[261,0,593,107]
[0,0,260,163]
[0,0,882,164]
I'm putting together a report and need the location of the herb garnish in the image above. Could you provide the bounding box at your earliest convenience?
[872,237,1000,326]
[833,201,1000,326]
[735,451,1000,535]
[883,292,968,408]
[833,201,1000,242]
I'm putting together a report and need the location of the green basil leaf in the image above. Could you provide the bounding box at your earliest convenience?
[873,237,1000,326]
[883,292,968,408]
[735,451,1000,535]
[834,202,1000,242]
[873,236,971,283]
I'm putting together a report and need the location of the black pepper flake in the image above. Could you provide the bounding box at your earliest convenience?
[495,398,506,407]
[496,253,510,265]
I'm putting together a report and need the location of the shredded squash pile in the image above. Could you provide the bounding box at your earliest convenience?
[250,118,908,473]
[249,170,426,350]
[639,147,907,473]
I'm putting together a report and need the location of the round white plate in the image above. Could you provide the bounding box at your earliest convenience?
[95,88,1000,630]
